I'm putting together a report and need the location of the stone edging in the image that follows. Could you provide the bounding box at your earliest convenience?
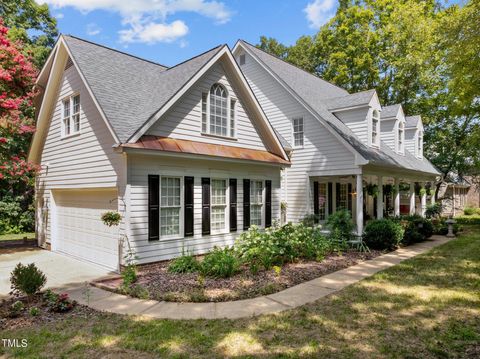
[66,236,450,320]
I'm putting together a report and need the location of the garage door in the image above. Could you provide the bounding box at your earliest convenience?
[53,189,119,271]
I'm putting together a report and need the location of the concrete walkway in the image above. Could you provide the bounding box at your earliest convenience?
[67,235,451,319]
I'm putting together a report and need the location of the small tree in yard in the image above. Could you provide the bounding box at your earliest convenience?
[0,19,39,234]
[10,262,47,298]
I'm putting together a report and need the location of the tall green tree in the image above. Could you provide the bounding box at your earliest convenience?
[0,0,58,67]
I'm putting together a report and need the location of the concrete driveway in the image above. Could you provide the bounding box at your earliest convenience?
[0,248,114,298]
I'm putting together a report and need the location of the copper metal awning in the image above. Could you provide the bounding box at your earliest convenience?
[121,135,290,165]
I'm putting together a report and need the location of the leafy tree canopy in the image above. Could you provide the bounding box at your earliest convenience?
[0,0,58,67]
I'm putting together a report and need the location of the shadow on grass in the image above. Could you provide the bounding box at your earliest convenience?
[2,229,480,358]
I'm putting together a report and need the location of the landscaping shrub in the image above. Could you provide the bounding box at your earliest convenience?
[0,196,35,234]
[200,246,240,278]
[8,300,24,318]
[454,215,480,225]
[432,219,462,235]
[10,263,47,297]
[425,202,442,219]
[463,207,475,215]
[300,213,320,227]
[43,290,76,312]
[326,209,355,245]
[168,252,200,273]
[476,208,480,215]
[402,225,425,245]
[362,219,404,250]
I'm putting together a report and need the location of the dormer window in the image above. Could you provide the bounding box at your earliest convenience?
[417,131,423,157]
[201,83,236,138]
[61,94,80,137]
[371,109,380,146]
[398,121,405,153]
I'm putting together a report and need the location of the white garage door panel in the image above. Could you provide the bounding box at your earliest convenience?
[54,190,119,270]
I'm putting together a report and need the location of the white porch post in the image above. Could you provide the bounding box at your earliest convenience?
[356,174,363,234]
[409,181,416,215]
[430,182,436,205]
[394,177,400,216]
[421,183,427,217]
[377,175,383,219]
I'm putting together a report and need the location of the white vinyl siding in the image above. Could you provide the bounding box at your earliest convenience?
[37,62,124,246]
[334,108,369,146]
[146,62,266,151]
[250,180,263,226]
[380,118,396,151]
[127,154,281,264]
[160,177,182,238]
[237,51,358,223]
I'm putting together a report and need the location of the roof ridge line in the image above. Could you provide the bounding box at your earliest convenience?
[164,44,225,72]
[238,39,348,94]
[62,34,169,69]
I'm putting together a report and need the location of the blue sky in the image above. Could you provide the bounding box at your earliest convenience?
[41,0,463,67]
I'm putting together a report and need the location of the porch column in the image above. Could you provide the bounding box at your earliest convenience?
[377,175,383,219]
[409,181,416,215]
[421,183,427,217]
[430,182,436,205]
[356,174,364,234]
[394,177,400,216]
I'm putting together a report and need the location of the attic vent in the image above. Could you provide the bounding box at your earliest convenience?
[65,57,73,70]
[239,54,245,66]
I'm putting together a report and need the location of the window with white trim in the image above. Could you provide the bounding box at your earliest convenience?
[292,117,304,148]
[417,131,423,157]
[398,121,405,153]
[371,110,380,146]
[160,177,182,238]
[318,183,327,220]
[201,83,236,138]
[211,179,228,233]
[61,94,80,137]
[250,180,263,226]
[338,183,348,210]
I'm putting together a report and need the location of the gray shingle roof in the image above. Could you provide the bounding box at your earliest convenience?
[240,40,439,176]
[381,104,401,119]
[273,128,292,150]
[405,115,421,128]
[63,35,223,142]
[324,89,376,111]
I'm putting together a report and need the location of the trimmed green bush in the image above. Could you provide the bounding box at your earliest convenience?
[362,219,404,250]
[425,203,442,219]
[326,209,355,243]
[476,208,480,215]
[454,215,480,225]
[402,225,425,245]
[10,263,47,297]
[463,207,475,215]
[200,247,240,278]
[168,252,200,274]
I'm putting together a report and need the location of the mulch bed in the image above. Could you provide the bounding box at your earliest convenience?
[0,294,96,331]
[97,250,383,303]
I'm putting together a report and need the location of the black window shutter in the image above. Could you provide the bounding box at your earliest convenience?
[265,180,272,228]
[347,183,353,215]
[336,183,341,210]
[313,181,319,223]
[328,182,333,215]
[201,177,210,235]
[229,178,237,232]
[148,175,159,241]
[243,179,250,230]
[184,176,194,237]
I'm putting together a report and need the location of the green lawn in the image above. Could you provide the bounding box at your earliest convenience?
[0,232,35,241]
[2,227,479,358]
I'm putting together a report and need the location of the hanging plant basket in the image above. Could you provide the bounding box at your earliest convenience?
[101,211,122,227]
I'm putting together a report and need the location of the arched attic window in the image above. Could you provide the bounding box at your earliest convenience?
[371,109,380,146]
[398,121,405,153]
[201,83,236,138]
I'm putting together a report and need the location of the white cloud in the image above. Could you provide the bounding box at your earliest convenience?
[40,0,232,43]
[55,12,64,19]
[304,0,336,28]
[86,23,101,36]
[119,20,188,44]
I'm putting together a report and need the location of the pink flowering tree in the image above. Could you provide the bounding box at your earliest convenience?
[0,19,39,233]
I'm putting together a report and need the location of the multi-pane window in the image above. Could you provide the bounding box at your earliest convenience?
[338,183,348,210]
[160,177,181,237]
[318,183,327,220]
[211,179,227,232]
[292,117,304,148]
[372,110,380,145]
[398,122,404,153]
[61,94,80,137]
[201,92,208,133]
[250,180,263,226]
[209,84,228,136]
[230,99,236,138]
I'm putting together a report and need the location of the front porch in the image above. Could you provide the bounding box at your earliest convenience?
[310,170,437,234]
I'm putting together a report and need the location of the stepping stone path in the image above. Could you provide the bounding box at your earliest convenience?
[64,235,450,320]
